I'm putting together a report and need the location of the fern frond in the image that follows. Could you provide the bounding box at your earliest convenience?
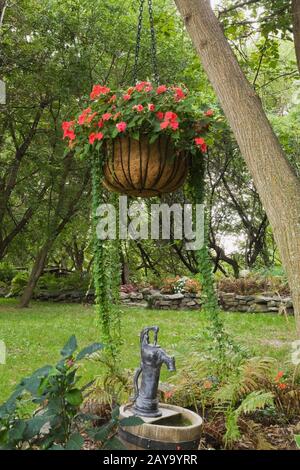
[236,390,274,416]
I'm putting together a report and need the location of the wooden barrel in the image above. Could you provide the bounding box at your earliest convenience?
[119,403,202,450]
[102,136,188,197]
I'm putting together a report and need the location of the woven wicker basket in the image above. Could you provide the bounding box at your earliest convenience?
[102,136,188,197]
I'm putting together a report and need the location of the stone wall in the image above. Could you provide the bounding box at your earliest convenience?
[219,292,293,315]
[1,287,293,314]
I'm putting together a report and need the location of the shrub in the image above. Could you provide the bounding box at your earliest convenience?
[10,272,29,295]
[36,272,91,293]
[120,284,137,294]
[0,336,141,450]
[161,276,201,294]
[0,262,17,284]
[218,274,290,296]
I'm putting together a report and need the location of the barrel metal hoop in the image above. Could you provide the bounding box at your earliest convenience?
[118,427,199,450]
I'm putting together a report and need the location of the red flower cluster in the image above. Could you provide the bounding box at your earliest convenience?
[90,85,110,100]
[160,111,179,131]
[62,121,76,141]
[173,86,185,101]
[132,104,144,112]
[89,132,103,144]
[116,121,127,132]
[274,370,287,390]
[62,82,214,152]
[194,137,207,153]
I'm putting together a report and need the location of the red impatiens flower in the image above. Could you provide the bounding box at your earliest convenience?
[97,119,104,128]
[135,81,151,92]
[144,84,153,92]
[156,85,167,94]
[156,111,164,120]
[173,87,186,101]
[170,121,179,130]
[78,107,92,125]
[89,132,104,144]
[123,94,131,101]
[86,112,98,123]
[205,109,214,117]
[132,104,144,112]
[109,94,117,103]
[165,111,178,122]
[62,121,75,131]
[160,121,169,129]
[116,121,127,132]
[102,113,112,121]
[160,111,179,131]
[148,103,155,111]
[195,137,207,153]
[90,85,110,100]
[63,129,76,141]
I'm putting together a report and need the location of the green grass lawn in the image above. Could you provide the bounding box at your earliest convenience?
[0,298,297,403]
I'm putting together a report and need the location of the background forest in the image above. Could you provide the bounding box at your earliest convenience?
[1,0,299,300]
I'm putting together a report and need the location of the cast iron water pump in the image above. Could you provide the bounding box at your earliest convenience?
[132,326,176,417]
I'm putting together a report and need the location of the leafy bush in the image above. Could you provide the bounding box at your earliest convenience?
[218,274,290,296]
[161,276,201,294]
[169,345,300,449]
[120,284,137,294]
[10,272,29,295]
[36,272,90,293]
[0,336,142,450]
[0,262,17,284]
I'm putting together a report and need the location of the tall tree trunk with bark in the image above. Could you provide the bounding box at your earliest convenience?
[292,0,300,73]
[175,0,300,335]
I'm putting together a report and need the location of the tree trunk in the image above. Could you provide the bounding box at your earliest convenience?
[292,0,300,73]
[19,239,54,308]
[175,0,300,334]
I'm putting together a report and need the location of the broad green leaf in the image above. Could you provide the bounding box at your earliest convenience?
[104,436,127,450]
[65,389,83,406]
[61,335,77,358]
[295,435,300,449]
[65,432,84,450]
[119,416,144,427]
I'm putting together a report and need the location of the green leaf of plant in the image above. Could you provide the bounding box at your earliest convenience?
[65,432,84,450]
[49,444,65,451]
[76,342,104,361]
[8,420,27,442]
[23,415,50,440]
[119,416,144,427]
[61,335,77,358]
[103,436,127,450]
[91,421,115,442]
[294,435,300,449]
[65,389,83,406]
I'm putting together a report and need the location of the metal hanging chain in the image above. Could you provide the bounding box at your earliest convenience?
[148,0,159,85]
[133,0,159,85]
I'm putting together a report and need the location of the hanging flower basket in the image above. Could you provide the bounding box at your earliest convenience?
[102,135,188,197]
[62,82,215,197]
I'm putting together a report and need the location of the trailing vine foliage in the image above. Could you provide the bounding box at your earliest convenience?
[188,154,238,367]
[91,152,121,361]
